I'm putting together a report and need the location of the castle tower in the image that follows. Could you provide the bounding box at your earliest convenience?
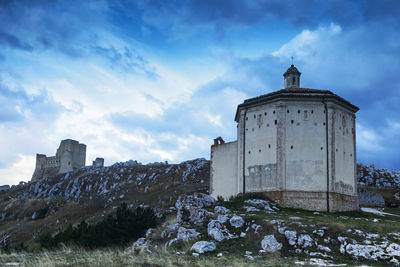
[31,154,47,181]
[57,139,86,174]
[283,64,301,89]
[31,139,86,181]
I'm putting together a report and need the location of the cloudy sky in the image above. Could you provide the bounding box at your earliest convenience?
[1,0,399,185]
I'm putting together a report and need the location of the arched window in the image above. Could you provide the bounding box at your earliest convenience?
[292,76,295,85]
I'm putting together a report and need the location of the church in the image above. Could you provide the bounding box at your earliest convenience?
[210,64,359,212]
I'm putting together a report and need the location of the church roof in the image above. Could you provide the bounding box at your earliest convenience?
[234,88,359,122]
[283,64,301,77]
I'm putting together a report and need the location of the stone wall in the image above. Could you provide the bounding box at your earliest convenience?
[31,139,86,181]
[92,158,104,167]
[210,141,238,200]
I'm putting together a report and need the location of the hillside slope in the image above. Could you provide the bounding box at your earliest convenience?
[0,158,209,248]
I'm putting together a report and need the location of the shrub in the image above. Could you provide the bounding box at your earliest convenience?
[35,207,49,220]
[39,203,160,249]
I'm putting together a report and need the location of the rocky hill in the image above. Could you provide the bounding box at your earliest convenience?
[0,158,209,248]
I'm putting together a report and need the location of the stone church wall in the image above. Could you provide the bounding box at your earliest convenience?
[210,141,238,199]
[284,102,327,192]
[330,107,356,196]
[242,104,278,192]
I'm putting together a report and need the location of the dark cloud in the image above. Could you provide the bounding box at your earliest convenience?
[134,0,400,38]
[0,0,106,57]
[1,0,399,55]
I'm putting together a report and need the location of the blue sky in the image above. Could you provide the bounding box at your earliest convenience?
[1,0,399,185]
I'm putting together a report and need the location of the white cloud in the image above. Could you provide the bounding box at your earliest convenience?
[356,124,383,152]
[0,154,35,185]
[272,23,342,59]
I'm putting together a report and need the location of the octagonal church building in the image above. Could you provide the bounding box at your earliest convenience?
[210,64,359,212]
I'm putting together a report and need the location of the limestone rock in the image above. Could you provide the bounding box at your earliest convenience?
[229,215,244,228]
[217,214,230,223]
[261,235,282,252]
[191,241,216,253]
[244,199,275,211]
[298,234,313,248]
[214,206,231,214]
[161,224,180,239]
[284,230,297,246]
[126,237,152,253]
[175,193,216,210]
[176,193,215,226]
[208,219,233,242]
[168,227,200,246]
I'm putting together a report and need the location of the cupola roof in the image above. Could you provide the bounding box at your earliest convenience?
[283,64,301,77]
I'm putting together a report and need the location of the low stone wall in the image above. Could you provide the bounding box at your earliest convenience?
[251,190,358,212]
[358,188,385,207]
[210,141,238,200]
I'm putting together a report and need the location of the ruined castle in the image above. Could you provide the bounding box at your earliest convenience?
[210,64,359,212]
[31,139,86,181]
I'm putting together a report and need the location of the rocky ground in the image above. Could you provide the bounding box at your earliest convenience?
[0,158,209,248]
[129,193,400,266]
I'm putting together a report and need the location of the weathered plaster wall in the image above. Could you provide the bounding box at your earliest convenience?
[243,104,278,192]
[210,141,238,199]
[330,107,356,196]
[284,102,327,192]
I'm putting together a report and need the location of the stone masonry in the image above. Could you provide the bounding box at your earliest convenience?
[31,139,86,181]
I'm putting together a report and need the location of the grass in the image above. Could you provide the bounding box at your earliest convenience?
[1,246,395,267]
[0,246,357,267]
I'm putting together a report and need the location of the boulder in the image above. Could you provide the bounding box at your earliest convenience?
[126,237,152,253]
[208,219,233,242]
[161,223,179,239]
[217,214,230,223]
[175,193,216,210]
[229,215,244,228]
[261,235,282,252]
[244,199,275,211]
[191,241,216,253]
[177,206,210,226]
[214,206,231,214]
[297,234,314,248]
[168,227,200,246]
[176,193,215,226]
